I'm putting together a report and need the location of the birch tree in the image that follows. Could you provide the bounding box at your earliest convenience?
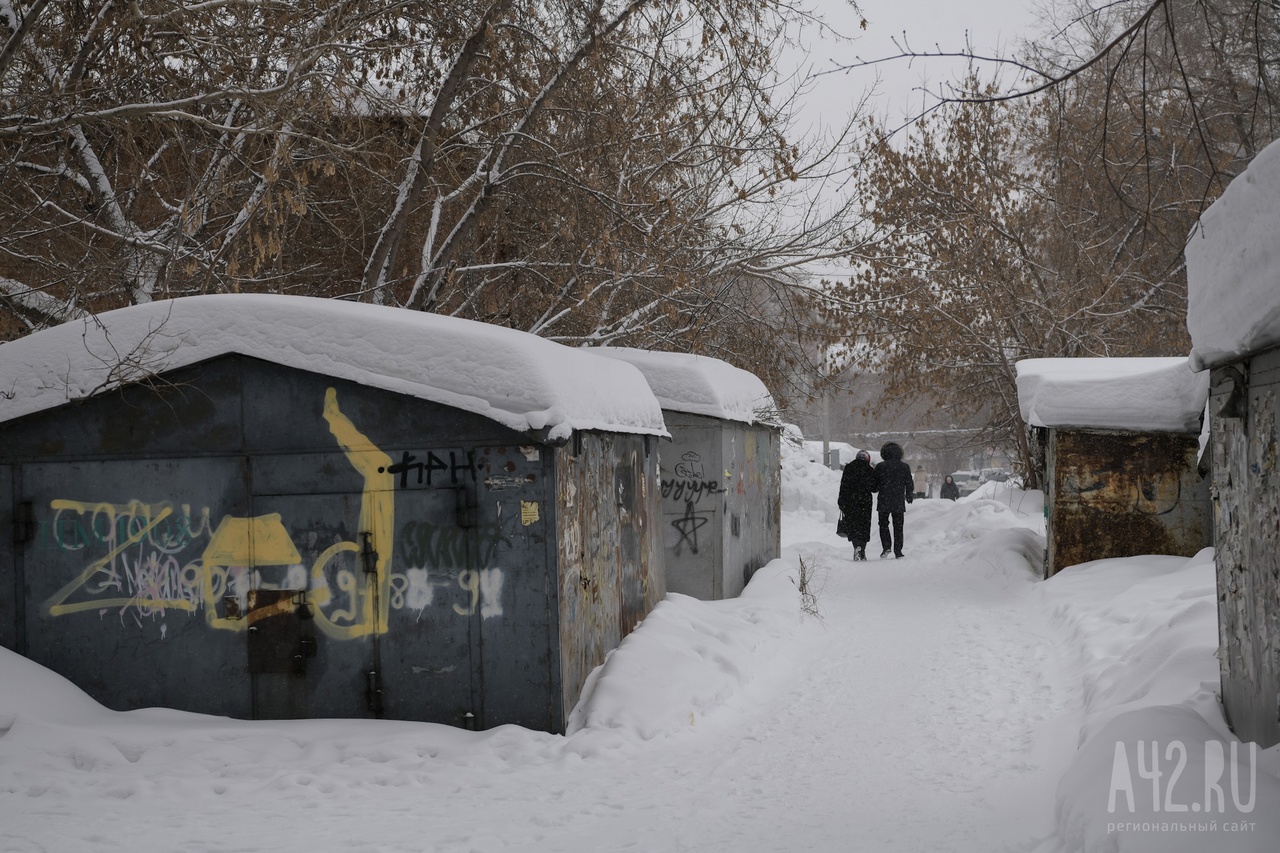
[0,0,862,393]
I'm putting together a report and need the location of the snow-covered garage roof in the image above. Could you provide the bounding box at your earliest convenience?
[1186,138,1280,370]
[0,294,668,440]
[590,347,775,425]
[1016,357,1208,433]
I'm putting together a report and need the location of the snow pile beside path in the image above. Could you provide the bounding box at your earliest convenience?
[964,478,1038,506]
[781,437,843,522]
[800,440,881,468]
[909,486,1045,553]
[1044,550,1280,852]
[0,642,559,800]
[944,527,1046,586]
[0,643,106,726]
[566,563,803,743]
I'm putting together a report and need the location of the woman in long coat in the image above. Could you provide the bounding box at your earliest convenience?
[940,475,960,501]
[838,449,879,560]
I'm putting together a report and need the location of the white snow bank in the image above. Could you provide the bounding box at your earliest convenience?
[590,346,774,424]
[1186,138,1280,370]
[1016,357,1208,433]
[566,563,802,741]
[1044,549,1280,851]
[781,436,844,527]
[798,440,883,468]
[0,294,668,440]
[909,484,1046,554]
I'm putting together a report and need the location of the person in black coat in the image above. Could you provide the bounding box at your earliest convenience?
[838,449,879,560]
[940,475,960,501]
[874,441,914,558]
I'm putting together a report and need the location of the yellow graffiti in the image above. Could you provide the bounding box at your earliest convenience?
[44,501,193,617]
[42,390,397,638]
[520,500,540,526]
[314,387,395,639]
[203,514,302,565]
[200,513,307,633]
[452,569,481,615]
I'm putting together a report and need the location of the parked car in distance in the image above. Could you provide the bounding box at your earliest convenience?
[950,470,980,497]
[979,467,1011,484]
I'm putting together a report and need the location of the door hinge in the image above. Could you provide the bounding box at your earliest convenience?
[360,531,378,575]
[366,670,383,715]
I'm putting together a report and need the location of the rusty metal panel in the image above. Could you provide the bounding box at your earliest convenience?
[1045,428,1211,577]
[721,421,781,598]
[245,588,314,674]
[554,432,664,723]
[473,443,558,732]
[618,439,664,633]
[1212,347,1280,748]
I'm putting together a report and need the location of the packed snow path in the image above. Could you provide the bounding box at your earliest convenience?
[701,538,1074,853]
[513,531,1074,853]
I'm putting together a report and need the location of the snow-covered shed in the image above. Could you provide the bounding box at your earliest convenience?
[1186,136,1280,748]
[0,295,669,734]
[593,348,780,601]
[1016,357,1211,578]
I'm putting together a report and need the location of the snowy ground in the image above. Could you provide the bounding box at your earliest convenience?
[2,449,1279,852]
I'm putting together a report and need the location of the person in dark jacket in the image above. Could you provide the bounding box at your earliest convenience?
[940,475,960,501]
[838,449,879,560]
[874,441,913,558]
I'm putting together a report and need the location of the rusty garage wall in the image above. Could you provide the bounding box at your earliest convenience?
[719,418,780,598]
[657,413,780,601]
[1044,428,1211,577]
[1210,345,1280,748]
[554,432,664,721]
[0,354,577,731]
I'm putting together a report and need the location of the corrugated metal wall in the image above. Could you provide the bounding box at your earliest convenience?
[0,354,666,733]
[1211,346,1280,748]
[1045,428,1211,577]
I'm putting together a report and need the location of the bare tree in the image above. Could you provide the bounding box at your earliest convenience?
[825,73,1196,482]
[0,0,865,394]
[813,0,1278,473]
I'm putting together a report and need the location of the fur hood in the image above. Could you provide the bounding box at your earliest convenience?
[880,441,904,461]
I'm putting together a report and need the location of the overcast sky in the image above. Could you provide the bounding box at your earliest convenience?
[789,0,1045,133]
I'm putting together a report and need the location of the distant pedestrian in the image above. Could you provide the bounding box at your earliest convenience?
[874,442,913,558]
[912,465,928,499]
[838,450,879,561]
[940,475,960,501]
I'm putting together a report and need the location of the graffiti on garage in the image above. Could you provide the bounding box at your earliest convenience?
[36,388,513,634]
